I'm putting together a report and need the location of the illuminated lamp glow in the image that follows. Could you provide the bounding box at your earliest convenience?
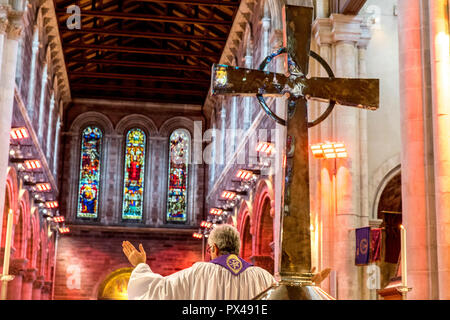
[59,227,70,234]
[236,169,253,181]
[311,142,348,160]
[200,221,213,228]
[192,232,203,239]
[210,208,223,216]
[36,183,51,192]
[45,201,58,209]
[256,142,274,155]
[53,216,65,223]
[24,160,42,170]
[10,127,29,140]
[221,191,236,200]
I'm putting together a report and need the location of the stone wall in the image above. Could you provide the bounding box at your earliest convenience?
[53,226,202,300]
[59,100,206,227]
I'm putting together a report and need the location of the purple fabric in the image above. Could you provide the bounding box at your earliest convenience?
[209,254,254,276]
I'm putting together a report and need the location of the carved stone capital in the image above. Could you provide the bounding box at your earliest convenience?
[330,14,363,44]
[6,9,24,40]
[313,14,372,49]
[33,275,45,289]
[23,268,37,283]
[312,18,333,46]
[42,281,52,294]
[358,22,372,50]
[9,258,28,276]
[270,29,284,51]
[0,17,8,34]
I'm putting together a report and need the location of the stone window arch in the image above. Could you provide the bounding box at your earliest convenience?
[67,112,114,223]
[121,128,147,221]
[76,126,103,220]
[166,128,191,223]
[159,117,199,226]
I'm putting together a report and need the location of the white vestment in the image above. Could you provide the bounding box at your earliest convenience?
[127,261,275,300]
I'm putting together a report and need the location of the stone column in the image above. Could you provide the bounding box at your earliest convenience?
[243,53,253,130]
[0,6,22,241]
[312,17,334,295]
[41,281,52,300]
[219,105,226,166]
[397,0,435,300]
[6,258,27,300]
[32,275,44,300]
[357,23,372,301]
[330,14,364,300]
[21,268,36,300]
[270,28,285,280]
[428,0,450,299]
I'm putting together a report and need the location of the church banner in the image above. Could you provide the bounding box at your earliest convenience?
[355,227,371,266]
[370,228,382,263]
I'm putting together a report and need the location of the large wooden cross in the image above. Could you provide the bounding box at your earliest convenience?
[210,4,379,299]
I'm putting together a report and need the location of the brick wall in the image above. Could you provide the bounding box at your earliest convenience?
[54,227,202,300]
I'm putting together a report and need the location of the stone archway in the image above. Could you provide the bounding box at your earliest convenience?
[376,172,402,290]
[97,267,134,300]
[252,197,274,273]
[241,215,253,261]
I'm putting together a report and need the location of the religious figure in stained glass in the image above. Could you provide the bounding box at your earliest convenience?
[77,126,102,218]
[167,129,190,222]
[122,128,146,220]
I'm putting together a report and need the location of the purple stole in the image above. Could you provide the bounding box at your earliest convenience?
[209,254,254,276]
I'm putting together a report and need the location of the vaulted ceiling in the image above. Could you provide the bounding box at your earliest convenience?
[55,0,240,105]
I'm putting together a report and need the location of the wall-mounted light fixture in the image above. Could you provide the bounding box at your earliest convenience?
[311,142,348,159]
[256,142,275,156]
[45,201,58,209]
[36,183,51,192]
[10,127,29,140]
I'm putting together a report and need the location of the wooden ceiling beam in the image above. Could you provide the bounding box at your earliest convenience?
[70,83,206,95]
[55,9,233,26]
[59,27,227,43]
[67,58,211,72]
[69,71,211,84]
[63,43,220,58]
[128,0,240,7]
[331,0,368,15]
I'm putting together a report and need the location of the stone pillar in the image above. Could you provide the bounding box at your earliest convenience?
[428,0,450,299]
[270,28,285,280]
[41,281,52,300]
[397,0,435,300]
[219,105,226,166]
[250,255,274,274]
[243,52,253,130]
[6,258,27,300]
[0,6,22,242]
[331,14,365,300]
[312,17,334,295]
[21,268,36,300]
[32,275,44,300]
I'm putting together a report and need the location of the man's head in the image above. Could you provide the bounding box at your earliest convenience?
[207,224,241,259]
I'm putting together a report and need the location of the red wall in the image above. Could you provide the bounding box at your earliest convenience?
[54,227,203,300]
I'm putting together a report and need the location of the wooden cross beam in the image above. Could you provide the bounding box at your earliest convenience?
[210,4,379,295]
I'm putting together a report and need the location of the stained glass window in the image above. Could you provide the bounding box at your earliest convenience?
[122,128,146,220]
[77,126,102,218]
[167,129,190,222]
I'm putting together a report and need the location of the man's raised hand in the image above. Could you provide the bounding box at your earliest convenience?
[122,241,147,267]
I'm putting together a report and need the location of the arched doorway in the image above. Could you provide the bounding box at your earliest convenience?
[97,267,134,300]
[376,172,402,290]
[1,190,10,248]
[241,215,252,261]
[253,197,274,274]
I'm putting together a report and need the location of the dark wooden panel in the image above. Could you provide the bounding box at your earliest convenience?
[331,0,367,15]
